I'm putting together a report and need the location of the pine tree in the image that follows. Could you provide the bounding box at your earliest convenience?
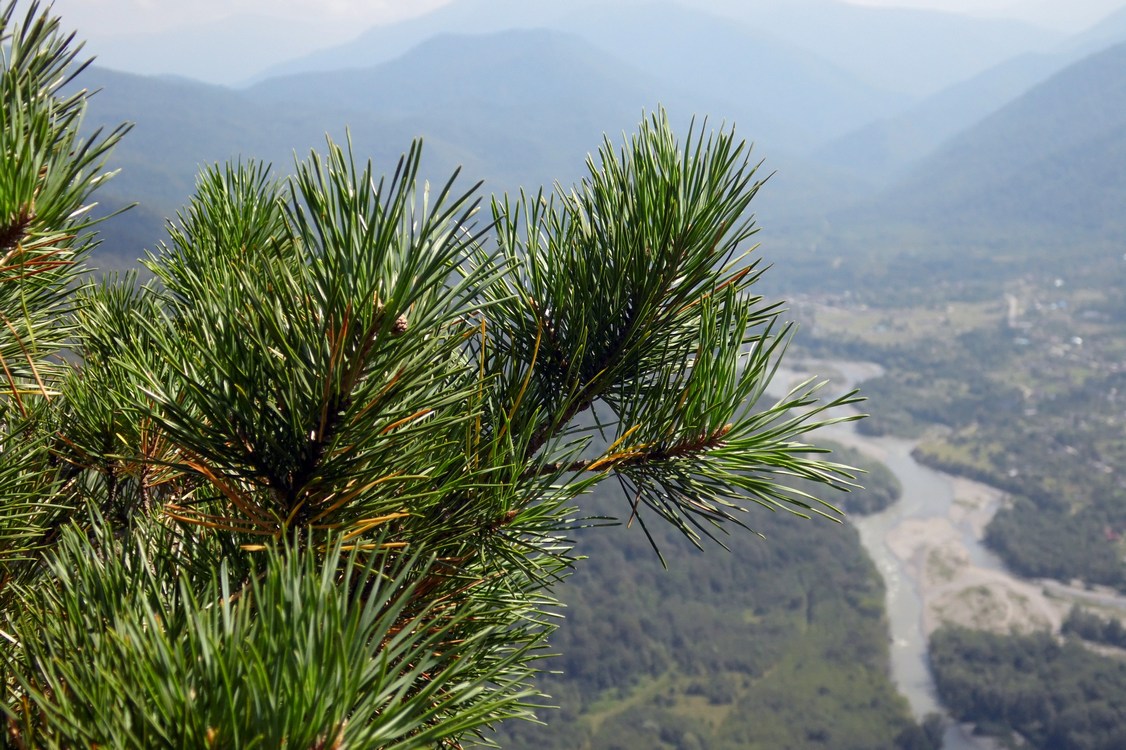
[0,3,861,747]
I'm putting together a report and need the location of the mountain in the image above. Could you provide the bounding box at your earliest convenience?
[251,0,1061,101]
[247,27,796,180]
[815,52,1063,182]
[551,1,906,149]
[668,0,1063,98]
[77,67,487,267]
[864,41,1126,241]
[817,3,1126,181]
[248,29,664,187]
[252,7,904,154]
[247,25,883,224]
[248,0,600,83]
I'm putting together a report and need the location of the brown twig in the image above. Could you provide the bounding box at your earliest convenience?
[520,424,733,481]
[0,206,34,257]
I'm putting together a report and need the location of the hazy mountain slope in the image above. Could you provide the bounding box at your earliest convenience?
[817,4,1126,181]
[699,0,1062,98]
[865,41,1126,240]
[247,28,799,182]
[248,0,598,83]
[78,67,486,266]
[815,52,1062,181]
[552,1,906,150]
[1065,5,1126,56]
[249,28,651,121]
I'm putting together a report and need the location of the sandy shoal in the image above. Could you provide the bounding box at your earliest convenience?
[885,478,1067,636]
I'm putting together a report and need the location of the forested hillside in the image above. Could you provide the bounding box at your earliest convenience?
[867,41,1126,239]
[931,626,1126,749]
[488,487,930,750]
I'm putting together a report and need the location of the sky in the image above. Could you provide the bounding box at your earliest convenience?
[42,0,453,36]
[39,0,1126,36]
[847,0,1126,28]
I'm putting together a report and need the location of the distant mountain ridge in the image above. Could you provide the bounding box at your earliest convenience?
[550,1,907,149]
[250,0,1063,101]
[688,0,1062,97]
[247,0,600,83]
[863,41,1126,239]
[250,10,902,155]
[816,3,1126,182]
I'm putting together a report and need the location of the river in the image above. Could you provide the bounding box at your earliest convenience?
[845,436,1001,750]
[774,360,1007,750]
[773,357,1126,748]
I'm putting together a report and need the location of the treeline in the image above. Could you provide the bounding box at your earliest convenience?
[798,317,1026,441]
[1063,607,1126,650]
[838,441,901,515]
[930,625,1126,749]
[487,483,934,750]
[985,497,1126,588]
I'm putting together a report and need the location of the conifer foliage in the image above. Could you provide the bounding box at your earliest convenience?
[0,4,860,747]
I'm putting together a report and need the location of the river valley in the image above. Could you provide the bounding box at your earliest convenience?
[776,359,1126,750]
